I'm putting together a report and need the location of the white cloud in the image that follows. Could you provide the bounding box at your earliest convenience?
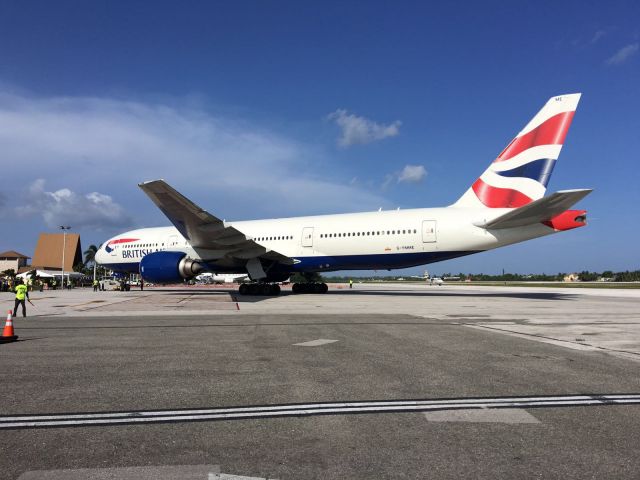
[19,179,133,229]
[590,30,606,45]
[327,109,401,147]
[0,91,392,232]
[605,43,639,65]
[383,164,427,189]
[397,164,427,183]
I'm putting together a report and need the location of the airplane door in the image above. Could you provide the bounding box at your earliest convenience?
[166,235,179,249]
[301,227,314,248]
[422,220,437,243]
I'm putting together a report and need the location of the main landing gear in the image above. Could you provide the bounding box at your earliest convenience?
[292,282,328,294]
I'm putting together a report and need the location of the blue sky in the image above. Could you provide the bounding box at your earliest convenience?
[0,0,638,275]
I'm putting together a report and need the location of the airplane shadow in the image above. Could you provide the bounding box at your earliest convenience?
[155,290,237,297]
[235,288,575,303]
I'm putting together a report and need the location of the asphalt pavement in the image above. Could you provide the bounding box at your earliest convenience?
[1,312,639,479]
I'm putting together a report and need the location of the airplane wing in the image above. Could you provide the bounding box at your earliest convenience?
[475,189,592,229]
[138,180,295,271]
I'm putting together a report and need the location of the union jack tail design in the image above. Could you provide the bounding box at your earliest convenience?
[454,94,581,208]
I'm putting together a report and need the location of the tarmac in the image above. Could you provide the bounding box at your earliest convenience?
[1,283,639,479]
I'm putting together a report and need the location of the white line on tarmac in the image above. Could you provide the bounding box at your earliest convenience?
[424,408,541,424]
[293,339,339,346]
[1,394,638,429]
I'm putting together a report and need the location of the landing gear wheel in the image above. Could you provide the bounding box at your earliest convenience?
[239,284,248,295]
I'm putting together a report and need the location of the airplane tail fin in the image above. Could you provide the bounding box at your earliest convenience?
[453,93,581,208]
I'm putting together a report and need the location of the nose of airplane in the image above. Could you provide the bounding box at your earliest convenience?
[95,244,107,265]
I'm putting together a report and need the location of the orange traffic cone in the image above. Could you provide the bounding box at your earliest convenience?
[0,310,18,343]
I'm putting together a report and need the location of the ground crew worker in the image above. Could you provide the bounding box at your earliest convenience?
[349,279,353,289]
[13,278,29,318]
[93,279,99,292]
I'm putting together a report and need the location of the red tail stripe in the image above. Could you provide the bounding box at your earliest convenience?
[495,111,575,162]
[472,179,533,208]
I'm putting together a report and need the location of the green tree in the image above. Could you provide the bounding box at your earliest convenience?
[84,244,98,265]
[579,270,598,281]
[2,268,16,278]
[73,262,89,274]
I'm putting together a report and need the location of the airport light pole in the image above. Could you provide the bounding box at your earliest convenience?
[60,225,71,290]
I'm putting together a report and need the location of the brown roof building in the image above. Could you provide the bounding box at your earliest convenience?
[0,251,30,273]
[31,233,83,272]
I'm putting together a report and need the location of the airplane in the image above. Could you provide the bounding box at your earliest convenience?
[195,272,249,284]
[95,93,591,296]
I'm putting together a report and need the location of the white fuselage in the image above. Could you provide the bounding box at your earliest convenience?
[95,206,555,275]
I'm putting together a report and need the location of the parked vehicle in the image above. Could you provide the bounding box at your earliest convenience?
[100,277,120,291]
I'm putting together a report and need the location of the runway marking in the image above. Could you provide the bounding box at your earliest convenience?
[1,394,638,430]
[466,324,640,359]
[293,339,339,347]
[210,475,276,480]
[424,408,540,424]
[16,465,246,479]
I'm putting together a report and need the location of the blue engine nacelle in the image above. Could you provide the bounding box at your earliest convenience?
[139,251,204,284]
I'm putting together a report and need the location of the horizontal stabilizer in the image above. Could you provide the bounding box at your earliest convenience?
[476,189,592,229]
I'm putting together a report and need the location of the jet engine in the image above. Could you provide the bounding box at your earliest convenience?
[139,251,204,284]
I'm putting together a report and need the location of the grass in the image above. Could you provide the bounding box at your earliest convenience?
[437,281,640,289]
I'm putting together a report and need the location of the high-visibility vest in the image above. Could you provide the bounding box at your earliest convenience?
[15,284,28,300]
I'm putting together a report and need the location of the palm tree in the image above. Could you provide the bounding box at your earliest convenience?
[84,245,98,265]
[84,245,99,282]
